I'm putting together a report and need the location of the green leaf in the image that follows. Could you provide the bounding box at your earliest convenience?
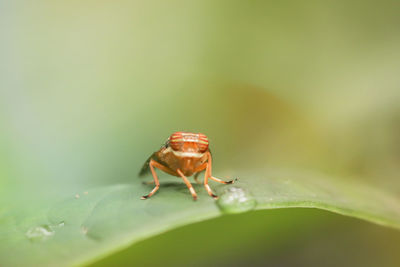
[1,169,400,266]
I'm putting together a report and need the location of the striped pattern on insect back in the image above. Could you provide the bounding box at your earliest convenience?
[169,132,209,152]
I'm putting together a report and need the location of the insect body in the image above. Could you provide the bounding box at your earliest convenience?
[139,132,234,200]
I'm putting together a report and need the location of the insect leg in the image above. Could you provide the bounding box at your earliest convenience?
[209,176,235,184]
[141,159,162,199]
[204,154,218,199]
[206,151,235,184]
[177,169,198,201]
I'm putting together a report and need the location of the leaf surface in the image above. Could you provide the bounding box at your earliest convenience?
[1,169,399,266]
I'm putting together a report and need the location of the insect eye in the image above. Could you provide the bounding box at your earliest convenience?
[169,132,184,150]
[197,133,209,152]
[198,144,208,152]
[169,139,182,151]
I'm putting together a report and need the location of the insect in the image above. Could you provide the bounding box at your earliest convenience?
[139,131,235,200]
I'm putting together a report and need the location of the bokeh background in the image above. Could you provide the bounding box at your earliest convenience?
[1,0,400,266]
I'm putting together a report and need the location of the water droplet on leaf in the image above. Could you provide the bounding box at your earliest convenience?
[25,225,55,242]
[216,186,257,214]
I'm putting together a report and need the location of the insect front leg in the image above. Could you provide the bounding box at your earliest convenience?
[177,169,198,201]
[141,159,175,199]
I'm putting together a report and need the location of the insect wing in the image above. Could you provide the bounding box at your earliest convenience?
[139,153,155,177]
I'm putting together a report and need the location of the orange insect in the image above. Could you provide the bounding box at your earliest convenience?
[139,132,234,200]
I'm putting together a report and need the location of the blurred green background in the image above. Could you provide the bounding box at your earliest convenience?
[1,0,400,266]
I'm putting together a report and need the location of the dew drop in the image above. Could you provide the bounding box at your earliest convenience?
[25,225,55,242]
[57,221,65,227]
[216,186,257,214]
